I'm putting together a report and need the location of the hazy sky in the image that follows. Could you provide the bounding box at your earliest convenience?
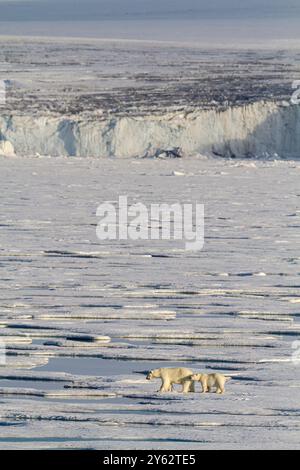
[0,0,299,46]
[0,0,300,21]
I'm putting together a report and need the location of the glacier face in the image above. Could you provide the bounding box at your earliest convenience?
[1,38,300,160]
[0,101,300,158]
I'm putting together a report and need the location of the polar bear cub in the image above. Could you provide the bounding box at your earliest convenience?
[146,367,195,393]
[191,373,228,394]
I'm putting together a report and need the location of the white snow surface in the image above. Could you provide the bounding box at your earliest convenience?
[0,156,300,449]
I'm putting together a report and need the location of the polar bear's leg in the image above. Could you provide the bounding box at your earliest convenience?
[181,380,193,394]
[200,377,208,393]
[182,381,189,393]
[158,378,164,392]
[189,381,195,392]
[159,378,171,393]
[216,376,226,394]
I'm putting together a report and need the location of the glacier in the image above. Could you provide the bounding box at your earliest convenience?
[0,101,300,159]
[1,38,300,160]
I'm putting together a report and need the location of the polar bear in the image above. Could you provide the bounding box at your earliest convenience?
[146,367,195,393]
[191,373,229,394]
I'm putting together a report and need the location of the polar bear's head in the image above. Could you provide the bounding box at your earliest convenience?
[146,369,160,380]
[146,371,153,380]
[191,373,203,381]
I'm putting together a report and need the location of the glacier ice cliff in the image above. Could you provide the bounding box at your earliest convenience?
[0,101,299,159]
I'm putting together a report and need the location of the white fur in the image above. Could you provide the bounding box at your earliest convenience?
[147,367,195,393]
[191,373,229,394]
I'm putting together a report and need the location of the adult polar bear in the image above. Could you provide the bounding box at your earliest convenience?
[146,367,195,393]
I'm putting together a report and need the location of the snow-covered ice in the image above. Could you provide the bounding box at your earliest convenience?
[0,156,300,449]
